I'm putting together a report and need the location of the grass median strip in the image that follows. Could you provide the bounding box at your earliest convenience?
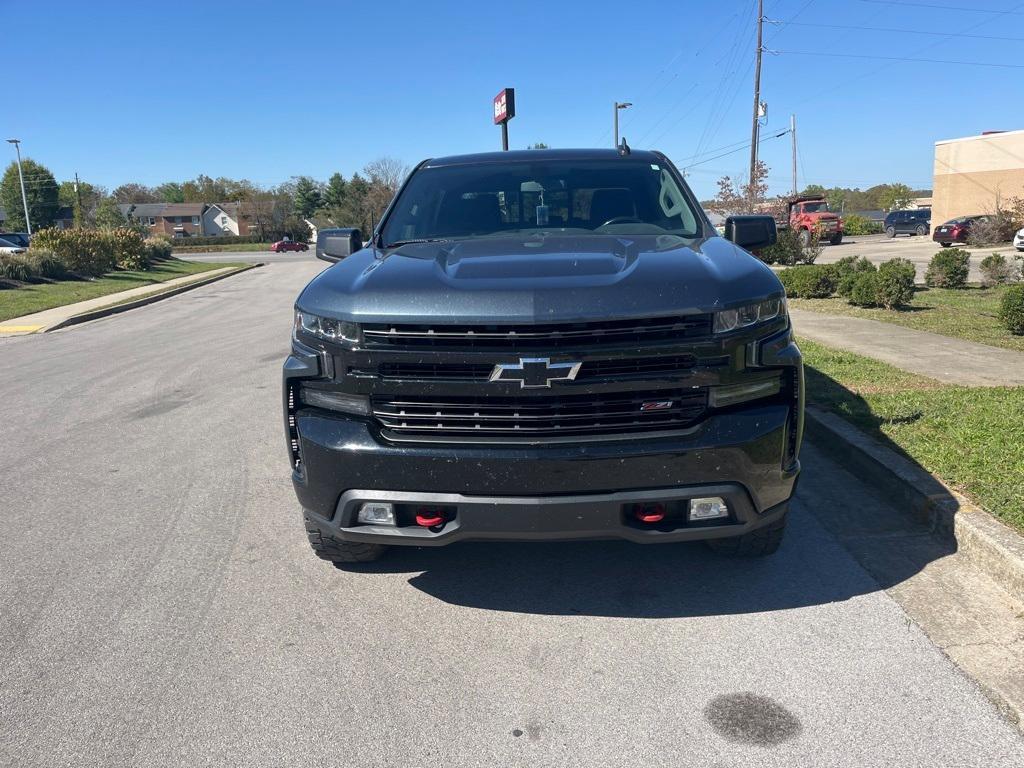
[0,258,244,322]
[791,285,1024,352]
[799,337,1024,532]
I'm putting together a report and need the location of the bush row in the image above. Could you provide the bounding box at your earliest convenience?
[1000,285,1024,335]
[756,225,821,266]
[778,255,916,309]
[162,234,269,247]
[842,214,884,236]
[0,249,67,282]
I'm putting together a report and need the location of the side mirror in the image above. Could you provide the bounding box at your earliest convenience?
[316,228,362,263]
[724,215,777,250]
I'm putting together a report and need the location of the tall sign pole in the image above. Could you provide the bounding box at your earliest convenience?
[748,0,764,203]
[493,88,515,151]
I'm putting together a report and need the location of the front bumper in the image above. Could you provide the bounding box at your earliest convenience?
[292,403,800,545]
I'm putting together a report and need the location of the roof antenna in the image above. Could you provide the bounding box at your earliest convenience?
[618,136,631,156]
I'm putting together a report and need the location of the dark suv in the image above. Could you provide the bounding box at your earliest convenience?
[884,209,930,238]
[284,148,803,565]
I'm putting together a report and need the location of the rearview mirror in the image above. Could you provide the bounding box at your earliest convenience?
[723,215,777,250]
[316,228,362,263]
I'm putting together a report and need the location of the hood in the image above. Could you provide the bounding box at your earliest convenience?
[297,234,783,325]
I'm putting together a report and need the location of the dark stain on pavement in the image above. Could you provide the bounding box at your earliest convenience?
[130,399,191,420]
[704,692,801,746]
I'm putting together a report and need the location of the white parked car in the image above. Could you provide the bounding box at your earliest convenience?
[0,237,27,255]
[1014,227,1024,252]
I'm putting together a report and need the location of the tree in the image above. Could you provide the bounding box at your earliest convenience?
[878,183,914,212]
[0,158,59,231]
[800,184,826,198]
[293,176,323,218]
[94,196,128,228]
[826,188,846,214]
[707,160,773,215]
[155,182,185,203]
[58,179,106,227]
[528,142,550,149]
[113,183,158,203]
[363,157,410,227]
[322,172,348,210]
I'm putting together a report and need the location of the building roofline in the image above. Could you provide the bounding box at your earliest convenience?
[935,128,1024,146]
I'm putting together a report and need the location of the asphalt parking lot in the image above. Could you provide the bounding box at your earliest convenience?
[1,260,1022,767]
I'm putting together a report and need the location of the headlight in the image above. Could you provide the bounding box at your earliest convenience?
[294,310,361,344]
[713,298,784,334]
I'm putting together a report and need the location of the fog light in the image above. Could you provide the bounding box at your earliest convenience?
[689,497,729,521]
[357,502,395,526]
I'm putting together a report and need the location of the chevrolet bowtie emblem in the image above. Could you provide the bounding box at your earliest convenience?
[489,357,582,389]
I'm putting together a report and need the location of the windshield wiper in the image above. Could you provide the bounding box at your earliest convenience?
[385,238,450,248]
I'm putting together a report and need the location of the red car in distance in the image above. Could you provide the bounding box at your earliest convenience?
[270,239,309,252]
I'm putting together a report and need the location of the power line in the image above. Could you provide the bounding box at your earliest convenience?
[684,128,792,170]
[776,49,1024,69]
[779,20,1024,41]
[859,0,1024,12]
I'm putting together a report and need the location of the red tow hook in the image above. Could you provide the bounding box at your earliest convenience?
[634,503,666,523]
[415,508,445,527]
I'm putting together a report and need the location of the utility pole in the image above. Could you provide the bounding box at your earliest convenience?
[748,0,764,205]
[6,138,31,235]
[74,172,84,227]
[790,114,798,197]
[613,101,632,147]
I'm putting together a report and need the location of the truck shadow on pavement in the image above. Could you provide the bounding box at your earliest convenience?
[346,377,960,619]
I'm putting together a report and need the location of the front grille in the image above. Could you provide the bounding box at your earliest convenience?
[372,354,709,382]
[372,389,707,438]
[362,315,713,349]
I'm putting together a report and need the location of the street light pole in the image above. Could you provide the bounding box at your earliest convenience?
[6,138,31,235]
[613,102,632,147]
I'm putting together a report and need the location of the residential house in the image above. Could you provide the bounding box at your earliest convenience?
[118,203,208,237]
[206,202,265,237]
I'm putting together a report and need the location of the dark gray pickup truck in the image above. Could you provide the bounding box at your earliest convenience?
[285,147,802,565]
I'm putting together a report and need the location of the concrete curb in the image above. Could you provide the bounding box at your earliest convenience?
[805,406,1024,603]
[46,263,262,332]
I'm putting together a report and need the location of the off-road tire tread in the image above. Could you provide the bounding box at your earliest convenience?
[706,513,787,557]
[304,515,386,563]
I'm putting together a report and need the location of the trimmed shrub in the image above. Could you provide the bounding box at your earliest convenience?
[145,236,173,261]
[979,253,1018,287]
[24,248,66,278]
[925,248,970,289]
[757,225,821,266]
[0,255,34,281]
[778,264,836,298]
[874,258,916,309]
[109,228,148,270]
[842,214,883,236]
[829,255,877,297]
[848,272,880,307]
[32,228,117,276]
[999,284,1024,335]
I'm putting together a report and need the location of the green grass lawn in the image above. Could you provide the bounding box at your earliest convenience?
[0,258,242,322]
[791,285,1024,352]
[799,337,1024,532]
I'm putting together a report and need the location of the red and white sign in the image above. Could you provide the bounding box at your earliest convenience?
[493,88,515,125]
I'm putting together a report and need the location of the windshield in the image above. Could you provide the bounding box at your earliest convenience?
[380,159,702,246]
[801,202,829,213]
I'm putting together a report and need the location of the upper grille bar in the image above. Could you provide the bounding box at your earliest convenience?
[361,315,713,348]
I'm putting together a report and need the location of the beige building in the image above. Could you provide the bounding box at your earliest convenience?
[932,129,1024,226]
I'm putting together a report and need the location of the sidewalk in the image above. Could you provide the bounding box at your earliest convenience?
[0,267,237,337]
[790,307,1024,387]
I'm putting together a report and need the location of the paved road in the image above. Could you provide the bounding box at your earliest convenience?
[180,249,313,264]
[1,262,1021,767]
[816,233,1021,283]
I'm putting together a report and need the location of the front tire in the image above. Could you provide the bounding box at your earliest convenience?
[885,226,896,238]
[940,242,952,247]
[305,514,387,565]
[915,225,927,236]
[798,229,811,248]
[829,233,843,246]
[706,512,787,557]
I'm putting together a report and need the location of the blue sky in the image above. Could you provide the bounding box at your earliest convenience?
[4,0,1023,199]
